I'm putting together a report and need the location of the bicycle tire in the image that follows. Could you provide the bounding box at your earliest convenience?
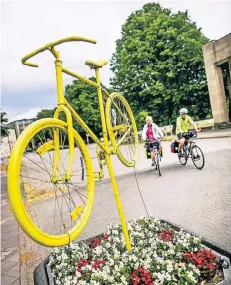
[105,92,139,167]
[7,118,95,247]
[191,145,205,170]
[178,147,188,166]
[156,153,161,176]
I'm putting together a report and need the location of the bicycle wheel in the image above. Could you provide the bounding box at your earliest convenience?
[106,92,139,167]
[7,118,95,247]
[191,145,205,170]
[178,147,188,165]
[156,153,161,176]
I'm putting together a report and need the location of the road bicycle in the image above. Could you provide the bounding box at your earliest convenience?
[144,140,162,176]
[7,36,139,251]
[178,131,205,170]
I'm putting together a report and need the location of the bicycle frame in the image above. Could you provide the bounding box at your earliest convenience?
[185,140,196,157]
[52,57,110,180]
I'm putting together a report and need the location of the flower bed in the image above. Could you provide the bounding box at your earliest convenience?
[48,216,229,285]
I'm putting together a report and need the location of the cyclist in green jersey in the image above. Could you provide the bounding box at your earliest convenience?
[176,108,200,156]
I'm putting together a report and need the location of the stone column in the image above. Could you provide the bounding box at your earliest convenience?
[227,57,231,121]
[203,42,229,123]
[228,57,231,94]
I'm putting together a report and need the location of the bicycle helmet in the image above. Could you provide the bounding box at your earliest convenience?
[180,108,188,115]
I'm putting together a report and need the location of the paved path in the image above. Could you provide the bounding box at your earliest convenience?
[1,137,231,284]
[1,174,20,285]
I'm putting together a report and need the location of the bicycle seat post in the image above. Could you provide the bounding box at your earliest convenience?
[49,47,65,105]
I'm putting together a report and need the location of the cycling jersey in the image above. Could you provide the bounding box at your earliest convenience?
[176,115,194,135]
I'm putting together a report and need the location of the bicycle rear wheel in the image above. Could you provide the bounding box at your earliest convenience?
[106,92,139,167]
[191,145,205,170]
[178,147,188,165]
[7,118,95,247]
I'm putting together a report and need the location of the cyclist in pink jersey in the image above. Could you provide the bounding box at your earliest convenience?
[142,116,164,166]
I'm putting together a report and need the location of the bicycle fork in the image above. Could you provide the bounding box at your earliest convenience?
[51,105,75,183]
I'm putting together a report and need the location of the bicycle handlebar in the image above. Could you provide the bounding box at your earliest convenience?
[182,131,197,139]
[21,36,97,68]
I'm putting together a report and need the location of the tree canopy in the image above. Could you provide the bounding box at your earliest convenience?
[110,3,211,127]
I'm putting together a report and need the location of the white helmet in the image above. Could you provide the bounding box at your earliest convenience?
[180,108,188,115]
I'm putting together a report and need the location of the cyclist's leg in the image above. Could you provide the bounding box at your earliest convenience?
[151,150,155,161]
[178,134,185,154]
[150,144,155,166]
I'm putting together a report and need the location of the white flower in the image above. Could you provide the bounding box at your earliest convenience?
[105,242,111,248]
[121,275,128,285]
[108,258,114,266]
[134,262,139,269]
[108,275,115,282]
[93,245,103,255]
[114,264,120,271]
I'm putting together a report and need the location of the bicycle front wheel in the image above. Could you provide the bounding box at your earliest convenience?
[156,153,161,177]
[191,145,205,170]
[106,92,139,167]
[7,118,95,247]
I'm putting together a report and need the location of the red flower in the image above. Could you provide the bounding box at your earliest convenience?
[103,234,110,240]
[158,229,174,242]
[88,234,110,248]
[184,249,217,274]
[209,260,215,270]
[76,258,106,274]
[184,253,192,259]
[89,238,101,248]
[130,267,154,285]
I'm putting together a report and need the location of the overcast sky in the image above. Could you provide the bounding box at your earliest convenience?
[1,0,231,122]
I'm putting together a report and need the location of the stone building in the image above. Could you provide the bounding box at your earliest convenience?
[203,33,231,126]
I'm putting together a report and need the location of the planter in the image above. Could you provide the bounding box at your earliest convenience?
[34,219,231,285]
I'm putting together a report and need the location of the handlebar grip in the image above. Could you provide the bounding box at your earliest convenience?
[21,46,47,68]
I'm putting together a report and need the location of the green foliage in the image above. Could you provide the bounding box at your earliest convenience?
[36,108,55,120]
[1,111,9,137]
[110,3,212,126]
[136,110,149,130]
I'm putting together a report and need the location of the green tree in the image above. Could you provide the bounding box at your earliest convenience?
[110,3,211,127]
[1,111,9,137]
[36,108,55,120]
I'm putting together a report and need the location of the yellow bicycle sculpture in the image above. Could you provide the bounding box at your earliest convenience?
[7,36,139,252]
